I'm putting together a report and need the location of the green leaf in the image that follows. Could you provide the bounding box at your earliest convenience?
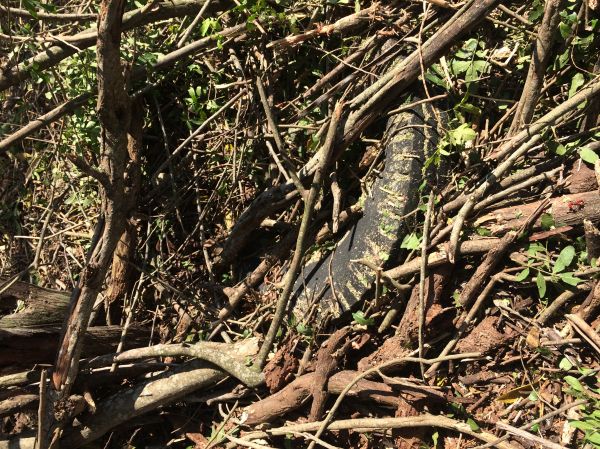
[449,123,477,146]
[587,431,600,445]
[296,322,313,336]
[541,213,555,230]
[536,271,546,298]
[528,0,544,21]
[580,147,600,164]
[553,245,575,273]
[557,49,570,69]
[401,233,421,250]
[552,143,567,156]
[569,420,596,431]
[569,73,585,98]
[559,21,571,40]
[559,272,582,286]
[352,311,374,326]
[462,38,479,54]
[467,418,480,432]
[559,357,573,371]
[528,391,539,401]
[432,431,439,449]
[528,242,546,256]
[22,0,40,18]
[456,102,482,115]
[475,227,492,237]
[452,60,472,75]
[564,375,583,392]
[515,267,530,282]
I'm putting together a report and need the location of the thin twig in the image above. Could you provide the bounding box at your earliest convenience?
[36,369,47,449]
[176,0,212,47]
[419,192,435,377]
[255,102,344,368]
[256,75,307,198]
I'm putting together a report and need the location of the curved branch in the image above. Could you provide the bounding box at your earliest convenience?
[85,341,265,387]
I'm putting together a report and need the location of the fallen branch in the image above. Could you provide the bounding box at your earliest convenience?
[243,369,431,425]
[0,325,150,366]
[1,340,259,449]
[475,189,600,234]
[240,415,517,449]
[84,340,264,387]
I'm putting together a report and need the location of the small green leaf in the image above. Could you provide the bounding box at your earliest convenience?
[559,357,573,371]
[352,311,374,326]
[401,233,421,250]
[449,123,477,146]
[554,143,567,155]
[528,1,544,21]
[432,431,439,449]
[569,73,585,98]
[515,268,530,282]
[569,420,596,431]
[564,375,583,392]
[528,242,546,256]
[528,391,539,401]
[559,21,571,40]
[467,418,480,432]
[536,271,546,298]
[475,227,492,236]
[559,272,582,286]
[580,147,599,164]
[553,245,575,273]
[586,431,600,445]
[541,213,555,230]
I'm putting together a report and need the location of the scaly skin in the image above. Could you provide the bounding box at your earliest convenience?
[292,99,441,318]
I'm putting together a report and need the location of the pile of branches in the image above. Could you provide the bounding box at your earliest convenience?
[1,0,600,448]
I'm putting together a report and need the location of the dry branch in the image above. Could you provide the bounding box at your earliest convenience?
[84,340,264,386]
[0,277,70,328]
[243,415,517,449]
[0,325,150,367]
[475,189,600,234]
[267,3,381,50]
[255,103,343,368]
[243,369,403,425]
[509,0,564,133]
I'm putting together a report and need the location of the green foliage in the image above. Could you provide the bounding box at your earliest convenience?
[466,417,480,432]
[515,242,583,299]
[400,232,421,250]
[580,147,599,165]
[528,0,544,22]
[21,0,54,19]
[352,311,374,326]
[427,38,490,92]
[564,366,600,448]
